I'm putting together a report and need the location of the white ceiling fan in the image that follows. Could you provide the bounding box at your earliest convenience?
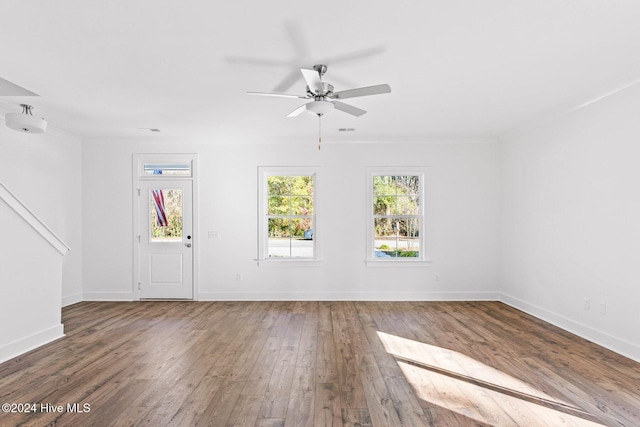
[248,64,391,118]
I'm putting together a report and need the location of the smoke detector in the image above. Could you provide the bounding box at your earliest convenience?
[5,104,47,134]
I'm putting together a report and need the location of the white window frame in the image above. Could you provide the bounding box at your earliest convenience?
[258,166,320,263]
[366,167,430,266]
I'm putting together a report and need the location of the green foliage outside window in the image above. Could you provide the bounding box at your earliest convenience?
[267,175,314,238]
[150,189,183,240]
[373,175,420,237]
[373,175,421,257]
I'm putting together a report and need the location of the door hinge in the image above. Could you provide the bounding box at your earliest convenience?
[138,282,141,290]
[137,235,141,243]
[137,188,141,196]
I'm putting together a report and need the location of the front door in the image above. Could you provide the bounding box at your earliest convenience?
[138,179,193,299]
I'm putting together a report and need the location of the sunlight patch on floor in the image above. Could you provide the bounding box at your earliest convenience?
[377,331,605,426]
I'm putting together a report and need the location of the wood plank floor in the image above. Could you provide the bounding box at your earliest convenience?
[0,301,638,426]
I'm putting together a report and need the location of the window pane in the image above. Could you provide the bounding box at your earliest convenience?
[393,196,420,215]
[291,239,314,258]
[398,218,420,257]
[268,196,291,215]
[150,189,183,242]
[268,176,291,195]
[374,175,420,195]
[396,175,420,194]
[268,218,291,258]
[374,196,393,215]
[268,217,290,238]
[292,196,313,215]
[292,175,314,195]
[144,163,191,176]
[291,218,312,238]
[374,218,397,256]
[373,217,420,257]
[374,175,394,195]
[267,218,314,258]
[291,218,314,258]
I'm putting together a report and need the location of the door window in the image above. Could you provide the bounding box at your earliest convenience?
[149,188,183,242]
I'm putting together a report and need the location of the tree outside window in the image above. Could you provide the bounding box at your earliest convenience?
[372,174,422,258]
[265,174,315,259]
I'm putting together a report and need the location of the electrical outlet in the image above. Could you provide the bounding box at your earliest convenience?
[584,298,590,310]
[435,274,440,282]
[208,231,220,239]
[599,302,606,315]
[236,273,242,281]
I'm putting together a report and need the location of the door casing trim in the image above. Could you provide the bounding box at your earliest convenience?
[132,153,199,301]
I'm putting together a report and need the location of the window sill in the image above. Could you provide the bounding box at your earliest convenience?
[256,258,323,267]
[365,258,431,268]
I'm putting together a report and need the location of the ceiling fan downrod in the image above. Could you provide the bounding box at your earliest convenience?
[313,64,328,77]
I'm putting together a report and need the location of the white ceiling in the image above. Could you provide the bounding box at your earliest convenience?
[1,0,640,143]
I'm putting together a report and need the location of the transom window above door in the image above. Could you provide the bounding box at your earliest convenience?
[135,155,194,178]
[143,163,192,176]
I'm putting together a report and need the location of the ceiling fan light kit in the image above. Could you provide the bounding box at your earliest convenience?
[305,100,334,115]
[5,104,47,134]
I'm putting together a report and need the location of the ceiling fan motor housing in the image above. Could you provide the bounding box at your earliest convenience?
[307,82,334,97]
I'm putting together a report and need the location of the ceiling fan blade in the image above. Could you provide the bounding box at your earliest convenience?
[300,68,323,95]
[273,69,303,93]
[284,20,309,59]
[224,54,289,67]
[330,84,391,100]
[247,91,307,99]
[322,46,385,66]
[0,77,39,96]
[287,104,308,117]
[332,101,367,117]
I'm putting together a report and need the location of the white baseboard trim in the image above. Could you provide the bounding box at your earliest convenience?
[62,292,83,307]
[0,324,65,364]
[500,293,640,363]
[197,290,501,301]
[61,290,640,363]
[82,292,135,301]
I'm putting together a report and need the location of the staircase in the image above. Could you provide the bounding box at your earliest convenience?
[0,181,69,363]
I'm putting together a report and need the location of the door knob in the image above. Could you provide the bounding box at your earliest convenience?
[185,243,192,248]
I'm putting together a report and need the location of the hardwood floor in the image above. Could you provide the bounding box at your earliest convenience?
[0,301,638,426]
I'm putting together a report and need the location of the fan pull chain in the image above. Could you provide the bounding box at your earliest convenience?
[318,114,322,150]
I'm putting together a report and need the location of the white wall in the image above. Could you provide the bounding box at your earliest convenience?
[0,199,63,362]
[0,125,82,363]
[82,138,501,301]
[0,126,83,305]
[500,83,640,362]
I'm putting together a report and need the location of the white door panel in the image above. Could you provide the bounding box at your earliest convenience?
[139,180,193,299]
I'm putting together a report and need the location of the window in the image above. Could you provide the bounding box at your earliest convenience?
[367,168,427,263]
[259,168,317,260]
[143,163,191,176]
[149,188,183,242]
